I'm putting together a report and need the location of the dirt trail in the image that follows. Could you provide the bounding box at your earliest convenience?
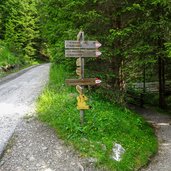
[130,106,171,171]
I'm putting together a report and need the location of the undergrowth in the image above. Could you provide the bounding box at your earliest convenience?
[36,64,158,171]
[0,41,18,67]
[0,41,40,78]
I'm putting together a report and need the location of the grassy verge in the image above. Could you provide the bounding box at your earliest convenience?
[36,64,158,171]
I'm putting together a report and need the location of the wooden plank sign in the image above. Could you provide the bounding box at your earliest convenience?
[65,49,102,57]
[66,78,102,86]
[65,41,102,49]
[65,41,80,49]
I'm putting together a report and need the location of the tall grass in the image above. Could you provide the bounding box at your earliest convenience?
[37,64,158,171]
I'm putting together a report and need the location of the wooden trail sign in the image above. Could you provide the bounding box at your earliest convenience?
[66,78,102,86]
[65,49,102,57]
[64,31,102,125]
[65,40,102,49]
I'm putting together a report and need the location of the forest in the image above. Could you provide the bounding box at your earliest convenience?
[0,0,171,109]
[0,0,171,170]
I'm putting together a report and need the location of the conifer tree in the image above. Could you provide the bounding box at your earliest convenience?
[38,0,171,106]
[3,0,40,63]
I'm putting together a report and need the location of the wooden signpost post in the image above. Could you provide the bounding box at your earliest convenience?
[65,31,102,125]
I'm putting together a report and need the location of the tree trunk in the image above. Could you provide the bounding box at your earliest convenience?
[158,55,166,109]
[112,12,123,89]
[157,4,167,109]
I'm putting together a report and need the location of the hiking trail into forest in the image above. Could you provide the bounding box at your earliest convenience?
[132,106,171,171]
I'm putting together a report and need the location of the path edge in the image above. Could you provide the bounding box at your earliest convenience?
[0,64,41,86]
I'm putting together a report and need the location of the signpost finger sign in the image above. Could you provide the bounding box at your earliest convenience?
[65,40,101,49]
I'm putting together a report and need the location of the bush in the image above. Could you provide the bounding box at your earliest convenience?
[0,41,19,67]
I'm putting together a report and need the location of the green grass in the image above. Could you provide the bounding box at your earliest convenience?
[36,64,158,171]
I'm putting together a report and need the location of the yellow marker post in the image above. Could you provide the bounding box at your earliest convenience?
[77,94,90,110]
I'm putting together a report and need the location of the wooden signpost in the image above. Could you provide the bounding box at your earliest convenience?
[65,31,102,125]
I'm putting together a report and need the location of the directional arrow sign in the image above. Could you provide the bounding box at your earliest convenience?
[65,78,102,86]
[65,41,102,49]
[65,50,101,57]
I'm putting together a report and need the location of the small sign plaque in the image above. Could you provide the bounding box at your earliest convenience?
[65,41,102,49]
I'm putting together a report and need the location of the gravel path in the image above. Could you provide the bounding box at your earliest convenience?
[130,106,171,171]
[0,118,99,171]
[0,64,100,171]
[0,64,50,156]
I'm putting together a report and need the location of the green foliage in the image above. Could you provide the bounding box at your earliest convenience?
[38,0,171,106]
[165,42,171,58]
[0,41,18,66]
[37,64,158,171]
[0,0,170,107]
[0,0,40,64]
